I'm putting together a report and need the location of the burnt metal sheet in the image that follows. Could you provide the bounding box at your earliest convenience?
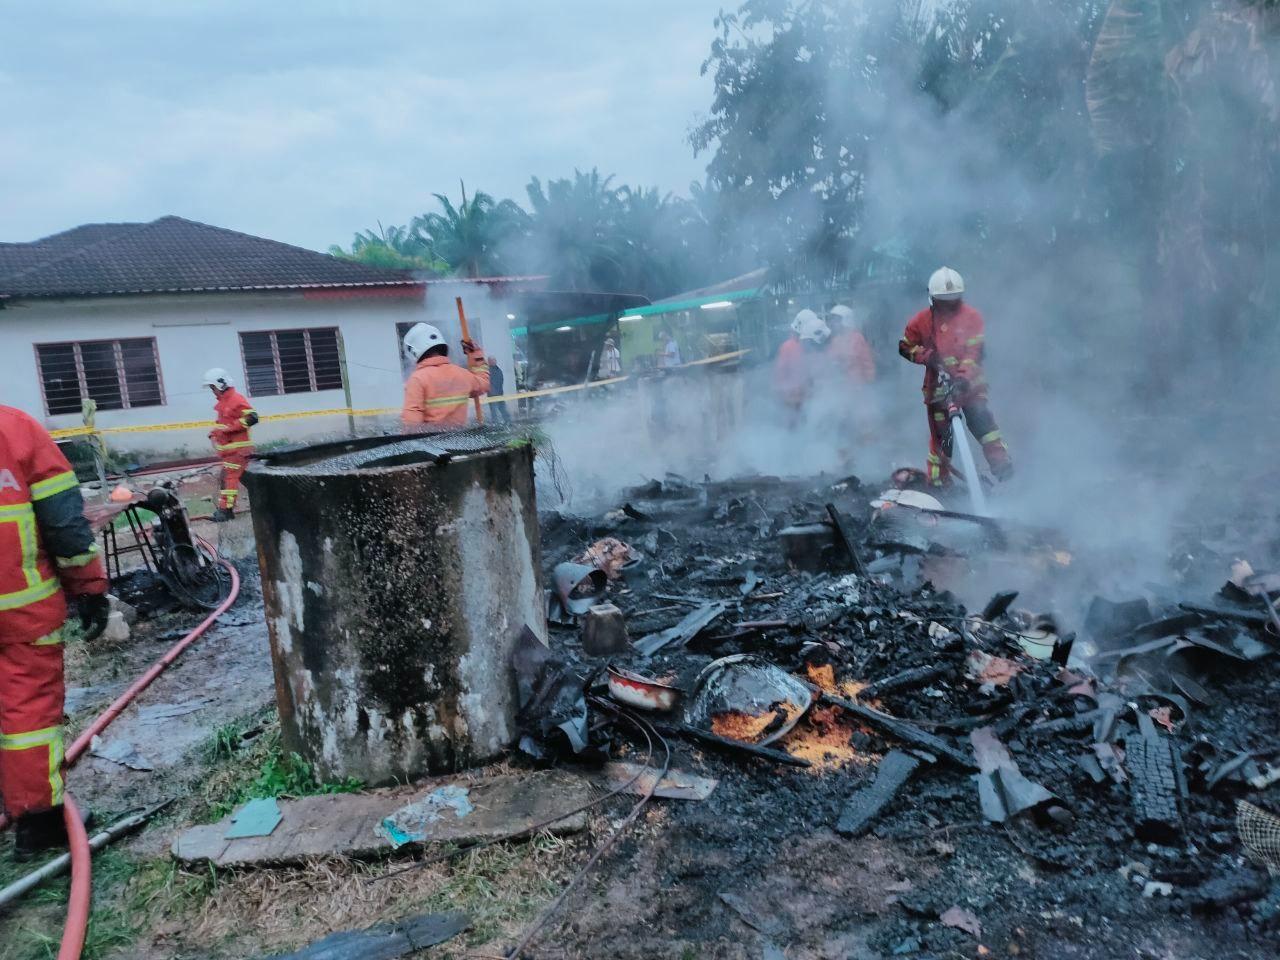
[970,726,1058,823]
[683,654,813,746]
[635,601,730,656]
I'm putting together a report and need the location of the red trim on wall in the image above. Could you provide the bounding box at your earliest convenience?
[301,284,425,301]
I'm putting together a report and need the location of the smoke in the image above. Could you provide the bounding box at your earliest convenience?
[535,0,1280,635]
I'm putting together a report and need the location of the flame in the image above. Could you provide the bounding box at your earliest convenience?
[709,701,803,743]
[781,705,878,772]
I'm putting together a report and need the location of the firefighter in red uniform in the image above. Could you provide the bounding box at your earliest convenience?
[898,267,1012,487]
[0,405,109,859]
[202,369,258,522]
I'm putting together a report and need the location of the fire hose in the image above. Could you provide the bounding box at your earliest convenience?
[1,545,240,960]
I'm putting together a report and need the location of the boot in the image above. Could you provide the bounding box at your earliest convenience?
[13,806,93,862]
[211,506,234,523]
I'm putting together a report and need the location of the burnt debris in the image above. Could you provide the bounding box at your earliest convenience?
[519,469,1280,958]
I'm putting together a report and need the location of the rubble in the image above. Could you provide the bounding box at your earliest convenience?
[835,749,921,837]
[260,911,469,960]
[581,602,630,655]
[520,469,1280,957]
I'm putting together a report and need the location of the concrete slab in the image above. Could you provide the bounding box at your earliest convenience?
[172,770,590,868]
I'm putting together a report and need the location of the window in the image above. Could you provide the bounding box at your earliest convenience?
[35,338,164,416]
[395,321,416,377]
[239,328,344,397]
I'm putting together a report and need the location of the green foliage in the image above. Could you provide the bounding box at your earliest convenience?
[329,222,447,273]
[410,183,530,278]
[200,723,363,821]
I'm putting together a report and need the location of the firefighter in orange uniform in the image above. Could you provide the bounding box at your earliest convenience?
[899,267,1012,487]
[202,369,258,522]
[773,309,831,417]
[0,405,109,860]
[826,305,876,385]
[400,322,490,430]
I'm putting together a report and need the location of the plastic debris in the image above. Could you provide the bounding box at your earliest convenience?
[377,786,475,848]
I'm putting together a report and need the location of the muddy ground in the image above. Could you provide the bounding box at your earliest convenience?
[2,469,1278,960]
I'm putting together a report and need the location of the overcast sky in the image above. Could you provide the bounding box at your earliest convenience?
[4,1,724,251]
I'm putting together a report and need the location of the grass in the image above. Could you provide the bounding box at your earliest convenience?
[194,716,363,822]
[0,847,180,960]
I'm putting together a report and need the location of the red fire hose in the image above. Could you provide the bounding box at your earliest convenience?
[58,795,91,960]
[3,552,241,960]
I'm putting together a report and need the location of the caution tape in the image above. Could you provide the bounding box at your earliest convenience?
[48,350,750,440]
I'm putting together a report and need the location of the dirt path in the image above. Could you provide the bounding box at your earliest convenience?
[65,556,273,846]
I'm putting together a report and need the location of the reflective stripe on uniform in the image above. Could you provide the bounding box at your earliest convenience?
[0,577,59,611]
[933,411,947,421]
[214,440,254,451]
[0,726,66,807]
[965,336,984,346]
[926,453,945,485]
[942,356,959,367]
[221,461,244,471]
[56,545,100,568]
[33,628,63,646]
[980,430,1003,445]
[425,394,470,408]
[470,364,490,373]
[0,725,61,750]
[29,470,79,501]
[0,501,58,602]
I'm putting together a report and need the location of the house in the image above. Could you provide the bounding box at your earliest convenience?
[0,216,537,455]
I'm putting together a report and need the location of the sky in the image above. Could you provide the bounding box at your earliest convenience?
[3,1,724,251]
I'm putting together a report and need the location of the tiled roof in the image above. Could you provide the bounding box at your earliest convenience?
[0,216,417,299]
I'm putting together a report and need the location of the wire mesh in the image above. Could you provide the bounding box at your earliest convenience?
[1237,799,1280,876]
[252,425,526,476]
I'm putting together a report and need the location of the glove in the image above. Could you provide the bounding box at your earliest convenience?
[78,594,111,641]
[949,377,972,401]
[461,339,478,355]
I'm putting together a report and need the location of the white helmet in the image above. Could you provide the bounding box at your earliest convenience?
[928,267,965,301]
[791,309,830,344]
[827,304,860,329]
[201,368,233,390]
[402,322,445,362]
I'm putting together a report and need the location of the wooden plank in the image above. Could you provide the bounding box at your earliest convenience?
[172,771,590,868]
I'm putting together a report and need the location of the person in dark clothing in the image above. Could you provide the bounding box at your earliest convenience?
[487,357,511,423]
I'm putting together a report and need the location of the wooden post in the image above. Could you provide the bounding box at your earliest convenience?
[336,330,356,437]
[454,297,485,425]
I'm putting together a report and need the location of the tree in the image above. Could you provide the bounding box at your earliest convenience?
[328,223,445,272]
[524,169,628,291]
[410,184,529,278]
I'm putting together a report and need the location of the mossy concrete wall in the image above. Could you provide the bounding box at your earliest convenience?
[245,444,542,785]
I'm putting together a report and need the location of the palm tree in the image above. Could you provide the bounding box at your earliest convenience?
[410,183,529,278]
[329,222,445,272]
[525,169,627,290]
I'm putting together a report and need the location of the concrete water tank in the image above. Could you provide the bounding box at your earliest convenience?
[243,434,543,785]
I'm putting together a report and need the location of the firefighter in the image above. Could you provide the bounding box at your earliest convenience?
[400,323,490,430]
[898,267,1012,487]
[0,405,109,860]
[774,309,830,413]
[202,369,258,522]
[826,304,876,385]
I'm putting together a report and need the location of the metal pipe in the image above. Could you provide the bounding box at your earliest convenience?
[0,803,168,909]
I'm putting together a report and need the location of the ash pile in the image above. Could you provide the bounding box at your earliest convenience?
[519,471,1280,959]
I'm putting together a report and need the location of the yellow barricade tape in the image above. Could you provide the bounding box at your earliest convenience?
[48,350,749,440]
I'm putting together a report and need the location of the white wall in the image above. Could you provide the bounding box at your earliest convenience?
[420,280,517,394]
[0,290,432,455]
